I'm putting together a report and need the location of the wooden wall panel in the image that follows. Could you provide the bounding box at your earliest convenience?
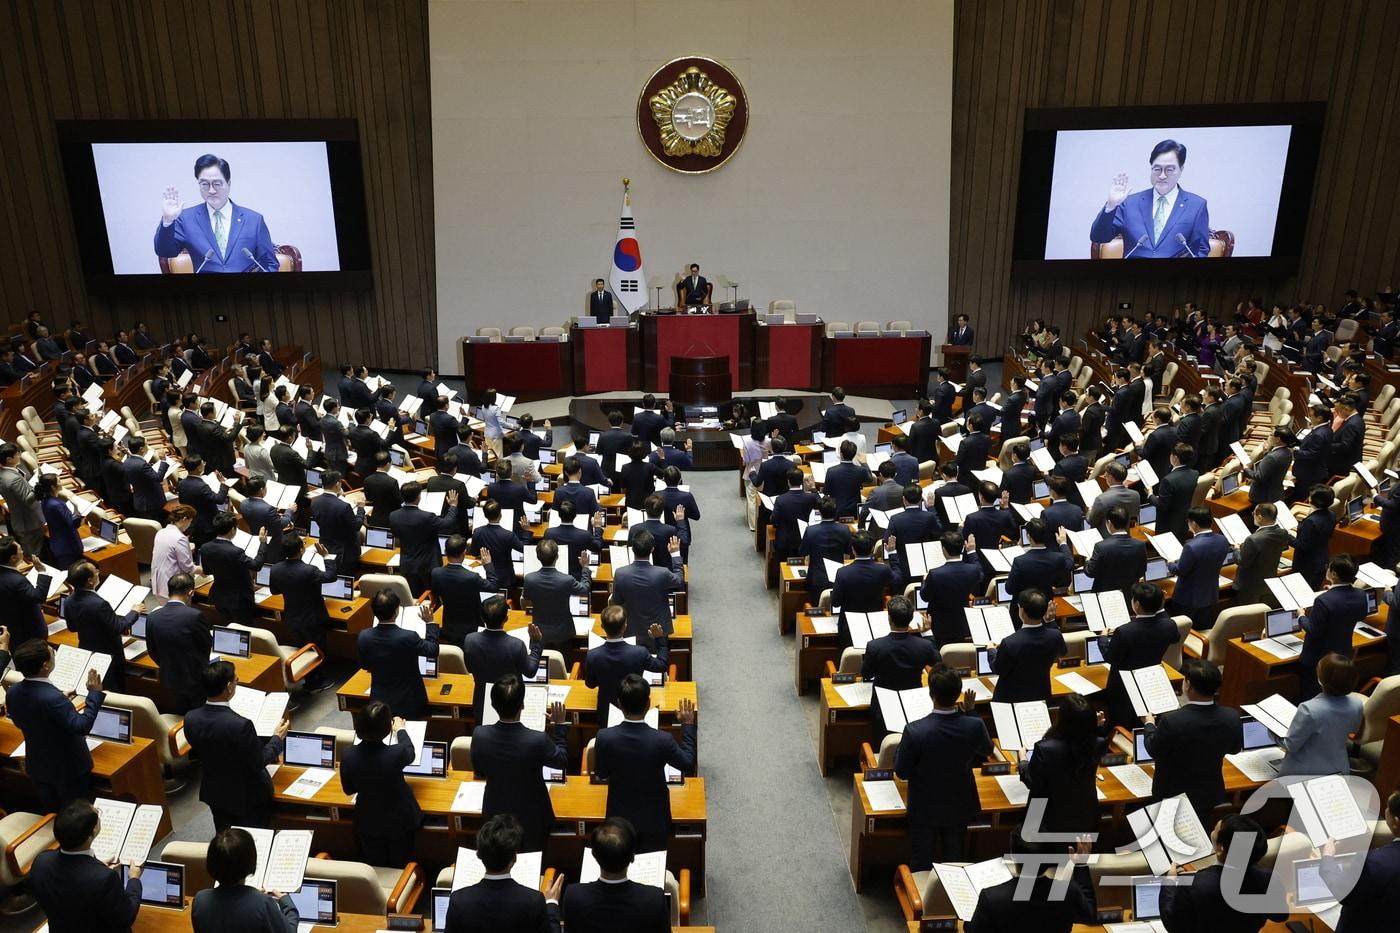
[950,0,1400,359]
[0,0,435,370]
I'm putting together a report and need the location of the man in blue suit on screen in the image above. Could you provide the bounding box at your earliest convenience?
[1089,138,1211,259]
[154,153,279,272]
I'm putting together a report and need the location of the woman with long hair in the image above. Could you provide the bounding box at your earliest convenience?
[1019,694,1107,837]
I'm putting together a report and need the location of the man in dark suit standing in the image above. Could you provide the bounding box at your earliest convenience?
[1149,443,1199,539]
[5,639,106,810]
[122,436,173,523]
[348,407,386,465]
[909,399,942,462]
[821,386,857,436]
[1000,442,1038,504]
[1103,368,1136,451]
[609,530,684,645]
[1141,407,1179,478]
[918,532,984,646]
[1373,307,1399,358]
[956,413,993,484]
[28,800,143,932]
[145,573,212,714]
[968,829,1096,930]
[990,589,1066,702]
[889,435,920,485]
[199,512,267,627]
[1218,378,1248,453]
[595,410,633,483]
[183,660,288,830]
[748,438,794,497]
[361,451,403,528]
[563,818,671,933]
[471,500,525,590]
[799,496,853,596]
[832,531,897,648]
[1084,506,1147,595]
[628,494,692,567]
[358,589,440,719]
[1297,554,1368,699]
[1196,387,1225,470]
[430,535,499,647]
[553,456,601,518]
[318,399,350,474]
[593,675,697,854]
[948,313,974,347]
[1232,503,1289,607]
[678,263,709,310]
[268,427,310,498]
[1041,476,1086,536]
[543,500,605,580]
[1239,428,1294,504]
[1166,507,1230,631]
[196,402,243,476]
[1046,391,1081,463]
[959,357,988,414]
[1141,658,1242,821]
[895,665,993,868]
[862,596,941,736]
[309,470,366,568]
[930,369,957,424]
[63,560,141,692]
[238,475,291,566]
[268,533,338,690]
[389,481,459,596]
[176,455,228,547]
[471,675,571,853]
[961,481,1019,566]
[1102,582,1180,728]
[884,485,943,584]
[524,539,593,652]
[292,386,321,442]
[463,595,543,718]
[768,468,819,560]
[1004,520,1073,611]
[631,395,670,447]
[1290,403,1334,499]
[445,814,562,932]
[1303,316,1333,372]
[822,441,872,519]
[589,278,614,324]
[1327,395,1365,478]
[1320,788,1400,932]
[584,606,669,728]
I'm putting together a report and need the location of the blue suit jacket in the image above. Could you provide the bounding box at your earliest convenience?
[153,201,278,272]
[1169,531,1230,609]
[1090,186,1211,258]
[593,719,697,838]
[5,678,103,802]
[1300,585,1368,671]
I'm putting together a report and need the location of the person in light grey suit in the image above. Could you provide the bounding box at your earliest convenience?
[524,539,592,652]
[1232,502,1291,606]
[609,529,683,649]
[1086,462,1141,529]
[1279,652,1364,777]
[0,444,44,559]
[239,426,276,482]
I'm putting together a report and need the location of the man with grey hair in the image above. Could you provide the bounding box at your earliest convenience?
[1087,462,1141,529]
[649,427,694,470]
[0,443,44,559]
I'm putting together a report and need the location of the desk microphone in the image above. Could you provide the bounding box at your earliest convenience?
[194,248,216,273]
[241,246,270,272]
[1121,234,1150,259]
[1175,233,1198,258]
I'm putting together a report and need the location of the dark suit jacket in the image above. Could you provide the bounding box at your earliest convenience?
[389,503,458,582]
[832,558,896,646]
[0,565,47,646]
[1159,862,1285,933]
[1198,403,1225,469]
[145,599,211,700]
[956,432,993,483]
[861,631,940,693]
[1246,447,1292,504]
[1292,509,1336,589]
[896,710,993,830]
[463,628,543,715]
[887,507,942,581]
[1004,546,1073,605]
[543,523,603,580]
[190,884,298,932]
[553,480,600,517]
[909,416,942,462]
[1000,461,1037,504]
[1220,393,1248,449]
[823,461,873,517]
[1153,465,1199,539]
[918,555,984,646]
[749,455,792,497]
[1085,533,1147,593]
[562,879,669,933]
[589,289,614,323]
[1020,735,1107,835]
[362,470,403,527]
[293,400,321,441]
[1233,525,1289,605]
[123,454,170,513]
[177,475,227,543]
[948,325,975,346]
[1327,838,1400,933]
[585,639,669,728]
[472,524,524,589]
[446,878,561,933]
[799,519,853,593]
[65,588,138,690]
[340,729,422,836]
[358,620,440,718]
[101,456,134,515]
[932,381,957,423]
[821,402,856,436]
[269,441,307,490]
[631,409,668,445]
[486,478,537,537]
[1144,702,1242,818]
[268,556,339,641]
[1103,611,1180,725]
[310,493,365,567]
[4,678,103,803]
[961,506,1018,559]
[1300,584,1368,672]
[1047,408,1081,456]
[594,720,698,839]
[1328,413,1365,476]
[240,497,288,564]
[595,428,633,477]
[180,409,204,456]
[431,562,500,645]
[183,703,283,824]
[1292,423,1332,492]
[1169,530,1230,609]
[627,518,690,567]
[471,720,569,846]
[990,624,1066,702]
[197,418,241,475]
[967,865,1096,933]
[29,850,141,933]
[200,537,266,618]
[610,556,684,638]
[319,415,349,470]
[769,488,820,558]
[349,423,385,464]
[1142,424,1178,477]
[429,409,462,455]
[524,566,591,645]
[1042,500,1086,535]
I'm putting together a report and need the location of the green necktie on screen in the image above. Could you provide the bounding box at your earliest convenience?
[214,208,227,257]
[1152,195,1166,245]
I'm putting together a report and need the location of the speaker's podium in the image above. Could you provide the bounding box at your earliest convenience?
[941,343,971,382]
[669,356,730,404]
[640,309,755,395]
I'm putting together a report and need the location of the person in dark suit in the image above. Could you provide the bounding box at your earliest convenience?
[308,470,365,568]
[1086,463,1141,529]
[956,413,994,484]
[1286,404,1333,502]
[122,436,173,522]
[1140,407,1178,478]
[832,531,897,648]
[888,435,920,486]
[348,407,386,466]
[1004,519,1074,611]
[584,606,669,728]
[1328,395,1365,477]
[821,387,857,436]
[609,530,684,645]
[176,455,228,547]
[1041,476,1086,536]
[358,589,440,719]
[948,313,974,346]
[543,499,605,580]
[316,399,349,473]
[485,459,538,539]
[1102,582,1179,728]
[1172,397,1204,468]
[238,476,292,566]
[1218,379,1248,452]
[630,395,670,447]
[1232,503,1290,607]
[1297,554,1368,700]
[445,814,563,933]
[677,263,709,310]
[860,460,904,516]
[1319,787,1400,932]
[647,427,692,471]
[191,828,299,932]
[471,500,525,590]
[748,437,795,498]
[553,456,601,518]
[883,485,943,583]
[267,533,338,690]
[199,512,267,627]
[1142,658,1242,821]
[1030,360,1058,431]
[339,701,424,867]
[588,278,614,324]
[388,481,459,596]
[177,395,204,458]
[425,395,462,458]
[768,468,819,560]
[5,639,106,810]
[593,675,698,853]
[1046,392,1081,463]
[628,494,692,567]
[98,437,134,516]
[1291,485,1337,590]
[1102,368,1135,450]
[967,828,1096,932]
[1002,378,1033,441]
[657,465,699,554]
[595,409,632,483]
[991,589,1066,702]
[1020,693,1106,838]
[1000,442,1038,505]
[1089,139,1210,258]
[524,539,593,652]
[895,665,993,868]
[471,675,571,851]
[1237,428,1294,505]
[145,573,211,713]
[337,363,371,410]
[1084,506,1147,595]
[1078,389,1107,463]
[862,596,940,736]
[361,451,403,528]
[1303,316,1333,372]
[961,481,1019,569]
[909,399,942,462]
[463,595,543,718]
[1149,443,1200,539]
[563,818,670,933]
[28,800,143,933]
[1049,434,1089,494]
[62,560,141,692]
[182,660,288,830]
[1196,387,1225,470]
[930,369,957,424]
[1164,507,1230,631]
[267,428,310,501]
[799,496,853,596]
[430,535,500,647]
[197,403,244,476]
[291,386,321,442]
[917,531,984,646]
[930,460,972,527]
[1159,814,1286,933]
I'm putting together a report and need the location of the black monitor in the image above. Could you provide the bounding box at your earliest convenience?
[1138,503,1157,525]
[256,564,272,587]
[320,575,353,599]
[1220,473,1240,495]
[137,861,185,908]
[366,527,393,549]
[1132,727,1153,764]
[1265,608,1300,637]
[431,888,452,932]
[1131,875,1164,920]
[90,706,133,744]
[211,625,252,659]
[403,740,448,778]
[1086,635,1110,666]
[99,518,120,543]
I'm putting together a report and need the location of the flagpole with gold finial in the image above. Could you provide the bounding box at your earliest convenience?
[623,176,631,206]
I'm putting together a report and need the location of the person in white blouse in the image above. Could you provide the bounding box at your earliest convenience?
[151,505,199,601]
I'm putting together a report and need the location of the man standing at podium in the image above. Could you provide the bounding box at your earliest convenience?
[679,263,710,312]
[589,278,614,325]
[948,314,974,347]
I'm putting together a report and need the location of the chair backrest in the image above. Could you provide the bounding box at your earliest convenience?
[885,320,911,334]
[158,840,212,892]
[509,326,536,339]
[854,320,880,334]
[1160,360,1178,391]
[542,649,567,680]
[142,379,158,407]
[357,573,414,606]
[437,645,467,675]
[769,299,796,313]
[1206,604,1269,665]
[825,322,850,337]
[303,858,391,914]
[102,690,186,768]
[20,406,45,433]
[121,517,162,566]
[1335,319,1360,342]
[0,811,55,886]
[941,643,976,670]
[449,736,473,771]
[1376,383,1397,410]
[1089,453,1118,480]
[476,327,502,340]
[998,437,1029,471]
[539,326,566,338]
[1358,675,1400,746]
[1089,851,1154,909]
[313,725,357,758]
[1165,615,1193,670]
[1190,474,1216,508]
[837,648,863,674]
[1331,476,1361,518]
[875,733,900,769]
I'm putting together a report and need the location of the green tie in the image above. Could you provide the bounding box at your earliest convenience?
[1152,195,1167,245]
[213,208,227,257]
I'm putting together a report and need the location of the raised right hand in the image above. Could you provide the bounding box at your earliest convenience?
[392,716,407,733]
[677,697,696,725]
[1105,172,1130,210]
[85,668,104,692]
[160,186,181,224]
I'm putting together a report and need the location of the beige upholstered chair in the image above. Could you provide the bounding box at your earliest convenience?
[304,856,423,915]
[449,736,473,771]
[0,810,56,894]
[312,725,357,758]
[768,299,797,322]
[825,322,851,336]
[475,327,502,341]
[1164,615,1194,670]
[121,517,162,566]
[834,648,864,674]
[101,691,191,786]
[1185,603,1269,668]
[1088,851,1154,910]
[885,320,912,334]
[158,841,213,892]
[230,623,325,689]
[1353,675,1400,776]
[356,573,415,606]
[854,320,881,334]
[539,326,566,339]
[508,326,536,339]
[437,645,467,674]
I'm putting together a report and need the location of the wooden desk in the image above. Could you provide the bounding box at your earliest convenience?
[50,628,284,696]
[460,338,573,403]
[823,333,932,399]
[571,322,642,394]
[1374,714,1400,796]
[1333,514,1383,555]
[796,613,842,695]
[134,901,387,931]
[1219,626,1389,709]
[1204,489,1253,520]
[755,321,824,390]
[88,540,140,584]
[778,562,810,635]
[245,592,374,662]
[0,719,171,836]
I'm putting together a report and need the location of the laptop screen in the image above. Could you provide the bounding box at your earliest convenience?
[366,527,393,549]
[305,468,323,488]
[137,862,184,908]
[1348,497,1364,519]
[1138,503,1157,525]
[256,565,272,587]
[129,613,148,640]
[874,442,891,455]
[431,888,452,932]
[99,518,120,543]
[320,575,353,599]
[91,706,132,743]
[1265,609,1300,637]
[283,732,337,769]
[1131,876,1163,920]
[1073,570,1094,593]
[1242,716,1278,749]
[890,409,907,424]
[539,448,557,465]
[1032,479,1050,499]
[211,626,252,658]
[1144,558,1170,582]
[288,880,337,925]
[392,448,409,467]
[1220,473,1240,495]
[976,647,993,676]
[403,740,448,778]
[1086,635,1109,666]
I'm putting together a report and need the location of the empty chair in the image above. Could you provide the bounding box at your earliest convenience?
[1375,383,1396,410]
[539,326,566,338]
[303,855,423,915]
[121,517,162,567]
[0,810,56,900]
[1334,319,1360,343]
[885,320,912,334]
[356,573,415,606]
[475,327,502,341]
[508,326,536,339]
[1163,615,1193,671]
[449,736,473,771]
[1352,674,1400,776]
[101,691,192,787]
[1185,603,1269,668]
[769,299,797,321]
[854,320,881,334]
[1159,360,1178,394]
[825,321,851,336]
[230,623,325,690]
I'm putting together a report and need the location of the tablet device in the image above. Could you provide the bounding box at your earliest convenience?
[1132,728,1152,764]
[539,448,557,465]
[976,647,993,676]
[1265,608,1300,637]
[1241,716,1278,749]
[256,565,272,587]
[1294,857,1336,906]
[99,518,120,543]
[90,706,133,744]
[430,888,452,931]
[288,879,337,927]
[211,625,252,659]
[890,408,907,424]
[129,613,148,640]
[418,654,438,678]
[1086,635,1109,666]
[1073,570,1094,593]
[320,575,354,599]
[366,527,393,550]
[1131,875,1163,920]
[1138,503,1157,525]
[283,731,337,769]
[137,862,184,908]
[305,468,324,488]
[1220,473,1240,495]
[403,740,448,778]
[1145,558,1170,582]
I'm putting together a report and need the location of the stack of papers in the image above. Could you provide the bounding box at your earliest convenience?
[833,682,873,707]
[1055,671,1102,695]
[1226,747,1285,781]
[862,779,906,812]
[450,781,487,814]
[1107,763,1155,798]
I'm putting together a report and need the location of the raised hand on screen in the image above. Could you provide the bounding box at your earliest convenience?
[161,187,182,224]
[1106,172,1130,210]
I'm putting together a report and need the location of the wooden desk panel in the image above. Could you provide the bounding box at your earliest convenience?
[461,338,573,403]
[50,629,284,696]
[823,333,932,399]
[755,321,823,390]
[641,311,755,392]
[134,903,386,932]
[1219,626,1389,709]
[571,323,642,394]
